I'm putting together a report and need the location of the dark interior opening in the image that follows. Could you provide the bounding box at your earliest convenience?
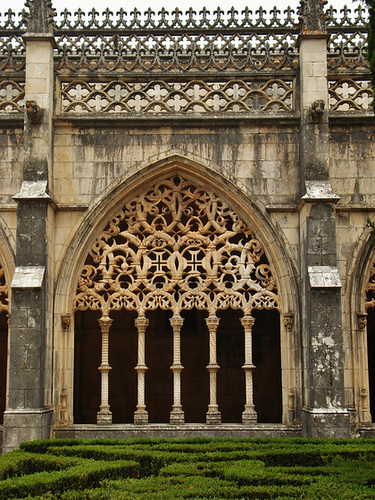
[74,309,138,424]
[146,309,173,423]
[368,308,375,421]
[0,312,7,425]
[74,307,281,424]
[217,309,244,423]
[253,309,282,423]
[181,308,209,423]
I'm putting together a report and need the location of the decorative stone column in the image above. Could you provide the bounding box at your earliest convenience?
[283,313,295,423]
[169,315,184,424]
[97,315,113,424]
[357,313,371,423]
[59,314,70,424]
[205,315,221,424]
[134,315,149,424]
[241,315,257,424]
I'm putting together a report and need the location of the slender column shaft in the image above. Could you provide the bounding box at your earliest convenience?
[205,315,221,424]
[134,315,149,424]
[97,315,113,425]
[241,315,257,423]
[170,315,184,424]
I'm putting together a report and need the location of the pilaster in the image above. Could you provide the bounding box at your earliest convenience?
[2,0,55,452]
[298,0,350,437]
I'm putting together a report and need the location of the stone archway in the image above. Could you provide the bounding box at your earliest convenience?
[73,174,281,425]
[365,260,375,421]
[0,262,9,424]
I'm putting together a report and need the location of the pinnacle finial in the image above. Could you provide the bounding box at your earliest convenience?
[298,0,328,33]
[25,0,55,33]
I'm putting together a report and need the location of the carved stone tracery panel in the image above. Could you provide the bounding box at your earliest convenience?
[365,260,375,312]
[74,176,279,316]
[0,264,9,314]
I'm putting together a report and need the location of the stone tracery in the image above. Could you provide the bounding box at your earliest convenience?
[74,175,279,317]
[0,264,9,315]
[73,175,280,425]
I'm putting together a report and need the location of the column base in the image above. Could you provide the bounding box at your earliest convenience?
[97,409,112,425]
[2,408,53,453]
[134,409,149,425]
[170,407,185,425]
[242,405,257,424]
[301,407,351,438]
[206,406,221,425]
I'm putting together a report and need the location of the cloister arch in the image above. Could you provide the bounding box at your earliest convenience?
[54,158,300,427]
[0,222,14,426]
[0,260,10,425]
[348,227,375,425]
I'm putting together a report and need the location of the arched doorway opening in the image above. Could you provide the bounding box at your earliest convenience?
[0,263,9,425]
[73,174,281,425]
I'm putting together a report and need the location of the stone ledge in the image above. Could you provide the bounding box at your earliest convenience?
[11,266,45,289]
[308,266,342,289]
[54,423,302,440]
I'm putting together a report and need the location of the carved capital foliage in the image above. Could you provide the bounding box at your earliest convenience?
[61,314,71,333]
[74,176,279,317]
[283,313,294,331]
[25,0,55,34]
[298,0,327,34]
[357,313,368,331]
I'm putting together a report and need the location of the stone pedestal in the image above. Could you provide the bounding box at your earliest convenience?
[301,408,351,438]
[2,408,53,453]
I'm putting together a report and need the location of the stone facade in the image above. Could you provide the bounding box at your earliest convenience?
[0,0,375,452]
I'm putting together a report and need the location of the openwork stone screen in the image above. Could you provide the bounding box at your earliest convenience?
[74,176,279,316]
[0,4,373,116]
[366,261,375,312]
[74,176,279,425]
[0,264,9,315]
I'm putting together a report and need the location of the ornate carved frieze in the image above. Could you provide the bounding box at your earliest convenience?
[329,79,373,112]
[0,264,9,314]
[0,36,25,73]
[55,30,299,74]
[365,261,375,312]
[74,176,279,316]
[327,5,368,71]
[0,80,24,112]
[61,79,294,115]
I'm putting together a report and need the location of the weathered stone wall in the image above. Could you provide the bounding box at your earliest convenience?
[0,0,374,450]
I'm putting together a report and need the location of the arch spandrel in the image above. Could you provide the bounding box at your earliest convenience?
[73,175,279,317]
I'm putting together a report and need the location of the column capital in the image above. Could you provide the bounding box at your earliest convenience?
[98,315,113,332]
[240,315,255,330]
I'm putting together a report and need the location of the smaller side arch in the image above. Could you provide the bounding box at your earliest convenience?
[348,225,375,424]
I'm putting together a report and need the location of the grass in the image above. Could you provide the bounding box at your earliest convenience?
[0,437,374,498]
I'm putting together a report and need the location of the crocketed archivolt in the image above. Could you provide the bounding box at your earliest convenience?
[74,175,279,316]
[0,264,9,314]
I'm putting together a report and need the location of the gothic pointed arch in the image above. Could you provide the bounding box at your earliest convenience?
[54,157,300,426]
[74,174,279,317]
[71,173,289,425]
[0,259,10,424]
[365,256,375,422]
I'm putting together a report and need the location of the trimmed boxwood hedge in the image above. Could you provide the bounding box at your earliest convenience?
[1,437,375,499]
